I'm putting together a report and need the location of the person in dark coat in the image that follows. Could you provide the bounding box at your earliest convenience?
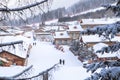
[63,59,65,65]
[59,59,62,64]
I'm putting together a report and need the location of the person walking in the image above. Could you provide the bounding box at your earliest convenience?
[62,59,65,65]
[59,59,62,64]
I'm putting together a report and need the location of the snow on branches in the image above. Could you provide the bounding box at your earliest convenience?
[81,21,120,40]
[102,0,120,16]
[96,42,120,54]
[0,0,53,25]
[0,0,48,12]
[84,60,120,80]
[85,67,120,80]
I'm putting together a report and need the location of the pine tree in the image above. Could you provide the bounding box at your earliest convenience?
[69,39,96,62]
[82,0,120,80]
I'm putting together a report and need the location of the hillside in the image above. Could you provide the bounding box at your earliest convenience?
[4,0,115,26]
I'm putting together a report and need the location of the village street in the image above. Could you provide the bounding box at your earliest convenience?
[27,41,91,80]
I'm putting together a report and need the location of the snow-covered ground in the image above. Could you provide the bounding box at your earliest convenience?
[0,38,91,80]
[26,41,91,80]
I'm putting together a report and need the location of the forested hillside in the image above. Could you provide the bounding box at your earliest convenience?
[34,0,115,22]
[67,0,114,15]
[5,0,115,26]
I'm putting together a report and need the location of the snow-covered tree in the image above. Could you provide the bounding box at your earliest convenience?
[81,0,120,79]
[0,0,53,25]
[69,39,96,62]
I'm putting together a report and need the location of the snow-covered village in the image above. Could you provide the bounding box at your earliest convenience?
[0,0,120,80]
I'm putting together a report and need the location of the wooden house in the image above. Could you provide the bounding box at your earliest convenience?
[83,43,119,64]
[0,37,30,67]
[53,31,72,45]
[93,43,119,62]
[81,34,118,47]
[0,50,26,67]
[67,24,83,40]
[80,18,119,29]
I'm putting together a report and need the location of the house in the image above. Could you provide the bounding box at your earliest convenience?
[81,34,118,47]
[0,35,33,67]
[67,22,83,40]
[53,31,72,45]
[0,50,26,67]
[83,43,119,64]
[80,18,120,29]
[6,27,24,36]
[0,26,24,36]
[35,29,52,42]
[93,43,119,62]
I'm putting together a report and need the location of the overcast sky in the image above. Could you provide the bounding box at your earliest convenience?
[51,0,80,10]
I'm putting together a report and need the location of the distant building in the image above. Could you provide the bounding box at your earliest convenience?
[67,24,83,40]
[53,31,72,45]
[81,34,118,47]
[36,32,52,42]
[80,18,120,29]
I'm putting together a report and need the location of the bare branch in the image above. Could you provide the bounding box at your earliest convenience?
[0,0,48,12]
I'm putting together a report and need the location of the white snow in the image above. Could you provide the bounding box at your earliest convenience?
[53,66,91,80]
[45,19,58,25]
[27,41,91,80]
[80,18,120,25]
[93,43,108,52]
[0,66,31,77]
[82,34,118,43]
[0,40,91,80]
[0,35,33,58]
[93,43,119,58]
[67,24,83,32]
[53,31,71,39]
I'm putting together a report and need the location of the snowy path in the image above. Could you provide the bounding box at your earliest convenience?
[27,41,90,80]
[28,41,82,67]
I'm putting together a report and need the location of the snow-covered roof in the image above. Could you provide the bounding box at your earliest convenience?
[0,35,33,58]
[45,19,58,25]
[80,18,120,25]
[7,29,24,34]
[96,53,119,58]
[82,34,118,43]
[0,44,27,59]
[93,43,108,52]
[0,35,32,44]
[44,25,65,32]
[67,24,83,32]
[53,31,71,39]
[93,43,119,58]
